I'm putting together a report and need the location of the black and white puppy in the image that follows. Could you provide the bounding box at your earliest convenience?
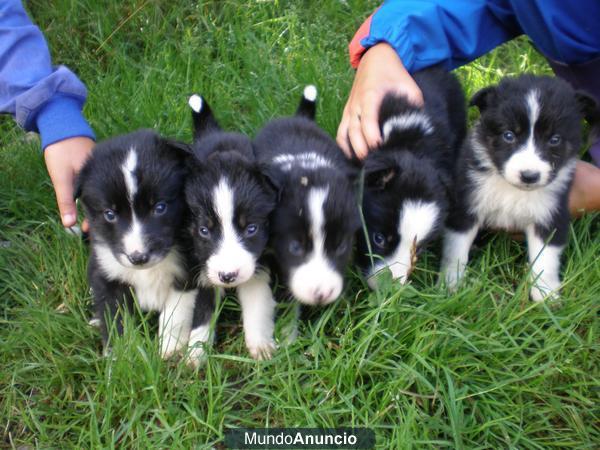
[440,75,597,301]
[254,86,361,306]
[358,67,466,287]
[184,94,277,359]
[77,130,205,362]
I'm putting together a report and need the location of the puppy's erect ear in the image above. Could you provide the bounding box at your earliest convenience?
[163,138,192,159]
[295,85,317,120]
[469,86,498,112]
[188,94,221,142]
[575,90,599,123]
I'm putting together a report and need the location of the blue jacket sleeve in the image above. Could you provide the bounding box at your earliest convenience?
[0,0,95,149]
[350,0,521,72]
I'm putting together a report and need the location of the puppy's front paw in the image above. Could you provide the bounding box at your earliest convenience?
[530,284,560,302]
[160,336,185,360]
[246,339,277,360]
[442,269,462,292]
[185,345,207,368]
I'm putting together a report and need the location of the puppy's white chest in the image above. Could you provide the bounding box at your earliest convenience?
[95,246,184,312]
[468,170,565,230]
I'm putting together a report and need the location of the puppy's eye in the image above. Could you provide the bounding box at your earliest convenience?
[245,224,258,237]
[199,226,210,238]
[153,202,167,215]
[502,131,516,143]
[336,239,348,255]
[372,232,386,249]
[289,240,304,256]
[103,209,117,223]
[548,134,562,146]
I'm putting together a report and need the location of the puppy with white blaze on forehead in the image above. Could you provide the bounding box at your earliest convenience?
[440,75,598,301]
[357,67,466,288]
[184,94,277,360]
[76,129,209,364]
[254,86,360,308]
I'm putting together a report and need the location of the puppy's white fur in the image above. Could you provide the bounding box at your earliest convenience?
[368,201,439,287]
[290,187,343,304]
[382,111,434,142]
[206,178,256,286]
[236,270,277,359]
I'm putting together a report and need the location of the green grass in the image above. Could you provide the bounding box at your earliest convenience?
[1,1,598,448]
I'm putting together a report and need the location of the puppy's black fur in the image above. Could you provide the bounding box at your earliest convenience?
[77,129,207,362]
[441,75,597,301]
[358,67,466,286]
[254,86,361,306]
[184,95,277,359]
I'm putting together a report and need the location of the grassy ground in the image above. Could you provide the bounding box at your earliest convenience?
[1,0,598,448]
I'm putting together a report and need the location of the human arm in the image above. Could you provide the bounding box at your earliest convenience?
[0,0,95,227]
[337,0,520,159]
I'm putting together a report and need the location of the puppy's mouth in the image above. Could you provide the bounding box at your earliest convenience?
[506,179,546,191]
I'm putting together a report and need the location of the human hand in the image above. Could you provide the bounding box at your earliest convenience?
[337,43,424,159]
[44,136,95,231]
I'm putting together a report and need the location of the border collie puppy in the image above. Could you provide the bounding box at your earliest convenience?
[440,75,597,301]
[254,86,361,306]
[76,130,205,362]
[184,94,277,360]
[358,67,466,287]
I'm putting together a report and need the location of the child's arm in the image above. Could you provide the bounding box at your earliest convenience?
[338,0,519,159]
[0,0,95,228]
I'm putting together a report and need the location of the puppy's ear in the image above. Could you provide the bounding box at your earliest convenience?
[469,86,498,111]
[163,138,192,157]
[259,163,285,201]
[575,90,599,123]
[295,85,317,120]
[74,158,93,200]
[364,166,398,191]
[188,94,221,142]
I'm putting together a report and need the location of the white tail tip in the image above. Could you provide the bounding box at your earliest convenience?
[303,85,317,102]
[188,94,202,113]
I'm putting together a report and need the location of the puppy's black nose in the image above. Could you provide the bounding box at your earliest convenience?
[219,271,238,284]
[128,251,149,265]
[520,170,540,184]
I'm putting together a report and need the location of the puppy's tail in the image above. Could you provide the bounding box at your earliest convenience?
[188,94,220,142]
[295,85,317,119]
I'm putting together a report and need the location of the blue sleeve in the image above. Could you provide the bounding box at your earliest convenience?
[0,0,95,149]
[359,0,521,73]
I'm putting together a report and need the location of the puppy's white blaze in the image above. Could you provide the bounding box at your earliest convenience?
[308,187,327,253]
[503,89,552,187]
[303,84,317,102]
[122,215,146,256]
[159,289,196,358]
[290,187,343,305]
[237,271,277,359]
[122,148,138,200]
[368,201,439,285]
[382,112,433,142]
[526,89,541,125]
[187,324,212,367]
[207,178,256,286]
[188,94,202,113]
[525,225,562,302]
[440,225,479,289]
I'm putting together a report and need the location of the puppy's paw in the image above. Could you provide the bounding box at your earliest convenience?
[530,284,560,302]
[246,339,277,360]
[185,345,207,369]
[441,270,462,292]
[160,337,185,360]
